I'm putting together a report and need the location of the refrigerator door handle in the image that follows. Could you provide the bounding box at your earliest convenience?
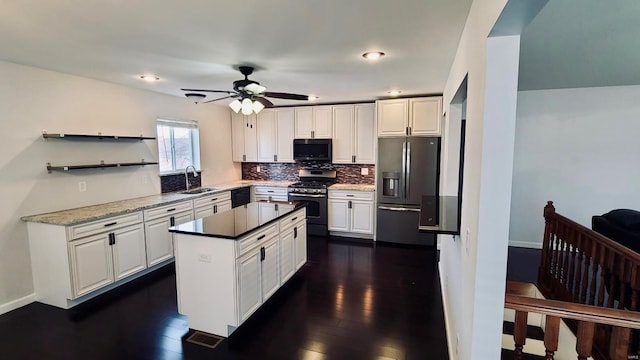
[402,141,407,201]
[406,141,411,199]
[378,205,421,212]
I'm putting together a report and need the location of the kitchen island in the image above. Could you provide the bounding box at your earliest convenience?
[169,201,307,337]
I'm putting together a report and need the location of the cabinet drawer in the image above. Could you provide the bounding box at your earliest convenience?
[193,191,231,208]
[68,212,143,240]
[253,186,288,196]
[237,223,278,257]
[143,200,193,221]
[279,208,306,232]
[328,190,374,201]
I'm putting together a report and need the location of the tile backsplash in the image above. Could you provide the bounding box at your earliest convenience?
[242,162,375,184]
[160,172,202,193]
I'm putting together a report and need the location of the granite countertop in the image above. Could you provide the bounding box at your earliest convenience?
[328,184,375,192]
[170,201,306,239]
[21,180,294,226]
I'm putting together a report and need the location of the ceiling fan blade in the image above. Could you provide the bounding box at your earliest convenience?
[181,88,236,94]
[203,95,233,104]
[263,91,309,101]
[253,96,274,108]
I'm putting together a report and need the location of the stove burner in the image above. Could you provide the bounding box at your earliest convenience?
[289,181,329,189]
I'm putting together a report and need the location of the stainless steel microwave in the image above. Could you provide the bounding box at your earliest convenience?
[293,139,332,161]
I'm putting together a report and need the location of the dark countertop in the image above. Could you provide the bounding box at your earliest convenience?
[418,196,460,235]
[169,201,306,239]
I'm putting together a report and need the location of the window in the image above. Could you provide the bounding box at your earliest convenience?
[156,119,201,174]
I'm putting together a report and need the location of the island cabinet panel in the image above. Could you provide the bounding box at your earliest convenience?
[294,220,308,270]
[172,207,307,337]
[261,237,280,301]
[237,251,262,323]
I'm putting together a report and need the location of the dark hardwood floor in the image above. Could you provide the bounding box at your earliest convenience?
[0,236,447,360]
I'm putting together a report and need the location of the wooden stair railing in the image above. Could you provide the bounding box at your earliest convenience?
[505,283,640,360]
[537,201,640,359]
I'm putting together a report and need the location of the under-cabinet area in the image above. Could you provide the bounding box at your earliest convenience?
[328,189,375,238]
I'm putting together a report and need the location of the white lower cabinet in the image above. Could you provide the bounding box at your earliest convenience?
[237,250,262,322]
[328,190,375,237]
[69,222,146,298]
[173,207,307,337]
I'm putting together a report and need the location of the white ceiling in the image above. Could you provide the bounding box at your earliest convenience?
[519,0,640,91]
[0,0,473,106]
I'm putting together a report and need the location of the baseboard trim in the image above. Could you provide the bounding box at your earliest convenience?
[0,293,36,315]
[508,240,542,249]
[439,262,456,360]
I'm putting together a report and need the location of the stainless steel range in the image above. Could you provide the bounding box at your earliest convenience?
[288,168,336,236]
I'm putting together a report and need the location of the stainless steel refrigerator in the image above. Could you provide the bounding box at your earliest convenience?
[376,137,440,245]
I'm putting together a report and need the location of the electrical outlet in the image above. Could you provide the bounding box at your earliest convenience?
[256,165,261,173]
[78,181,86,192]
[198,254,212,263]
[360,167,368,176]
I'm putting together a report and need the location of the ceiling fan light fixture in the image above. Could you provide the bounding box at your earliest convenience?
[185,93,206,104]
[245,83,266,94]
[387,90,402,97]
[252,100,265,114]
[307,95,319,101]
[241,98,253,115]
[229,99,242,113]
[362,51,385,60]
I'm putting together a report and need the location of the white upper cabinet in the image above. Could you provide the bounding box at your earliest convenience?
[257,109,277,163]
[354,103,376,164]
[332,105,355,164]
[294,106,333,139]
[231,112,258,162]
[332,103,375,164]
[377,97,442,137]
[410,97,442,136]
[275,108,295,162]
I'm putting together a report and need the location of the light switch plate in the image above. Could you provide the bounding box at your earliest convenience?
[360,168,368,176]
[256,165,261,173]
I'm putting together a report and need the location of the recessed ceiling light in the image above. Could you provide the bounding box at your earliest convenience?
[140,74,160,82]
[362,51,385,60]
[387,90,402,96]
[307,95,319,101]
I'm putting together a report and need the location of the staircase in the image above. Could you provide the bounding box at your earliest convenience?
[502,281,640,360]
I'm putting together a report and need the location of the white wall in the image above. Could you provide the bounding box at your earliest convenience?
[0,61,240,311]
[510,85,640,248]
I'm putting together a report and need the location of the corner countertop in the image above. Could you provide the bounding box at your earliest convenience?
[328,184,375,192]
[21,180,293,226]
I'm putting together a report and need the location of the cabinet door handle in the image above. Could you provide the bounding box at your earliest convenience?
[243,154,246,162]
[275,204,278,212]
[257,234,266,241]
[109,232,115,245]
[210,198,218,202]
[267,190,275,193]
[291,217,297,222]
[170,216,175,226]
[274,154,277,162]
[260,247,265,261]
[352,155,355,163]
[409,126,412,135]
[104,222,117,227]
[406,126,409,136]
[166,208,176,212]
[294,227,298,238]
[214,205,218,213]
[311,130,315,138]
[346,194,354,197]
[348,200,352,209]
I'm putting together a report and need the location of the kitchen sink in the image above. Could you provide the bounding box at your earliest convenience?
[181,187,219,195]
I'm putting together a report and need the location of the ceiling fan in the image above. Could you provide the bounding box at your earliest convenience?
[182,66,313,115]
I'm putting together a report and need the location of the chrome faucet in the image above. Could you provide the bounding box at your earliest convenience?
[184,165,198,191]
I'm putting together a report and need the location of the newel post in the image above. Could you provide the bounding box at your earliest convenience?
[539,201,556,286]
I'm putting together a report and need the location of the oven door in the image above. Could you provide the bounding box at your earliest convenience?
[287,193,327,225]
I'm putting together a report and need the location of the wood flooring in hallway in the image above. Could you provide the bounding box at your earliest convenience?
[0,236,447,360]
